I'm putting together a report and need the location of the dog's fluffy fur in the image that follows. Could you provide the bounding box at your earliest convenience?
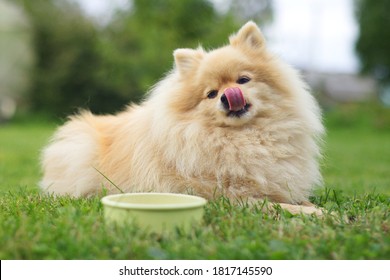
[40,22,324,214]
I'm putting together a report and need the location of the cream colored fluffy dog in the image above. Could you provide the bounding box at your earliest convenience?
[41,22,324,215]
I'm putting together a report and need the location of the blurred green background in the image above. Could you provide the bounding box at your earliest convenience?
[1,0,390,117]
[0,0,274,117]
[0,0,389,194]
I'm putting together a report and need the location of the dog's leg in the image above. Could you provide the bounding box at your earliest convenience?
[246,198,324,216]
[277,202,324,216]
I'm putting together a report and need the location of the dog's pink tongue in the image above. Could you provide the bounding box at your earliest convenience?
[224,87,246,111]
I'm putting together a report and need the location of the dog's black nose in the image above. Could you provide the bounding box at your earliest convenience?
[220,94,229,110]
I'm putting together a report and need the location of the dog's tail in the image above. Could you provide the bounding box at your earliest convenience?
[40,111,101,197]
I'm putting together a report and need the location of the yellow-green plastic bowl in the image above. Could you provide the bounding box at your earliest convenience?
[101,193,207,233]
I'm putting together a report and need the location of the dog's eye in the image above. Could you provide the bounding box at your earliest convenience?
[237,76,251,84]
[207,90,218,99]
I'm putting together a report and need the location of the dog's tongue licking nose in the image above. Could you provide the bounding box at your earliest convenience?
[224,87,246,111]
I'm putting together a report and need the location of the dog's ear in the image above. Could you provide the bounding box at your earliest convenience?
[174,48,204,76]
[229,21,266,51]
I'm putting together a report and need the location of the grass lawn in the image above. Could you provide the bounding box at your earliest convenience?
[0,103,389,259]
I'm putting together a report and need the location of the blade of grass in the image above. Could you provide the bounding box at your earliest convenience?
[93,167,124,194]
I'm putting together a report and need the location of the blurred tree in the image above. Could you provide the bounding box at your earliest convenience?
[15,0,123,116]
[0,0,34,121]
[355,0,390,81]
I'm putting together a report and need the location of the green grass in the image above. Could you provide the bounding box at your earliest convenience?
[0,120,54,190]
[0,103,389,259]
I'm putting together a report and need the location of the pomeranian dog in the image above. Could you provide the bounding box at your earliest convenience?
[41,22,324,215]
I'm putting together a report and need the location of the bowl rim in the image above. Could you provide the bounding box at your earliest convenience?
[101,192,207,210]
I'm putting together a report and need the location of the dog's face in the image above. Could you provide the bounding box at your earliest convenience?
[168,21,298,128]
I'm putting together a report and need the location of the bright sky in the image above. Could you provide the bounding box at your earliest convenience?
[266,0,359,73]
[72,0,129,19]
[75,0,360,73]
